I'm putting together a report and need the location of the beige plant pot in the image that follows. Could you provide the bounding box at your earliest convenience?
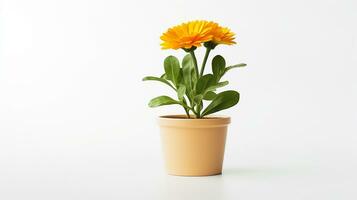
[158,115,230,176]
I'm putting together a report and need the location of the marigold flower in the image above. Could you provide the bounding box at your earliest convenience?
[209,24,236,45]
[160,20,215,50]
[160,20,236,50]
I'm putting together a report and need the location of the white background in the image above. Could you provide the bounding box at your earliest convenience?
[1,0,357,199]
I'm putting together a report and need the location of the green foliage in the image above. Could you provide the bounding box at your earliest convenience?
[164,56,181,87]
[225,63,247,72]
[177,85,186,101]
[201,90,240,117]
[182,54,197,95]
[206,81,229,93]
[148,96,180,107]
[196,74,214,94]
[203,91,217,100]
[212,55,226,82]
[143,51,246,118]
[142,76,175,90]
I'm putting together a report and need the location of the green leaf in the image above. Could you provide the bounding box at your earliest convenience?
[178,68,183,84]
[160,73,167,79]
[203,91,217,100]
[194,94,203,104]
[164,56,181,87]
[201,90,240,116]
[187,90,196,106]
[196,74,214,95]
[177,85,186,101]
[225,63,247,73]
[206,81,229,92]
[148,96,180,108]
[142,76,175,90]
[180,99,192,110]
[182,54,197,94]
[212,55,226,81]
[197,100,203,113]
[182,98,190,112]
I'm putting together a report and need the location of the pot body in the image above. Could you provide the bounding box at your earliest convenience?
[158,115,230,176]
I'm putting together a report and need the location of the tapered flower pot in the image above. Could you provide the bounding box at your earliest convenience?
[158,115,230,176]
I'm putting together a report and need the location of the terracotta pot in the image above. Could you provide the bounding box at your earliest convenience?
[158,115,230,176]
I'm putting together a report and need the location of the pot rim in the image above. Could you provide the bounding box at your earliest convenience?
[158,114,231,128]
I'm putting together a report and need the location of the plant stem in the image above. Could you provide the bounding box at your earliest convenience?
[196,106,201,118]
[192,109,199,118]
[189,51,199,79]
[200,47,211,77]
[197,50,212,117]
[182,98,190,118]
[189,50,203,118]
[184,108,190,118]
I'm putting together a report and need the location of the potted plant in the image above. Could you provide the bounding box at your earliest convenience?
[143,20,247,176]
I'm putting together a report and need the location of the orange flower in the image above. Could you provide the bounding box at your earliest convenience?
[160,20,236,50]
[209,24,236,45]
[160,20,215,50]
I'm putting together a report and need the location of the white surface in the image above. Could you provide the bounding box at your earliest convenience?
[1,0,357,199]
